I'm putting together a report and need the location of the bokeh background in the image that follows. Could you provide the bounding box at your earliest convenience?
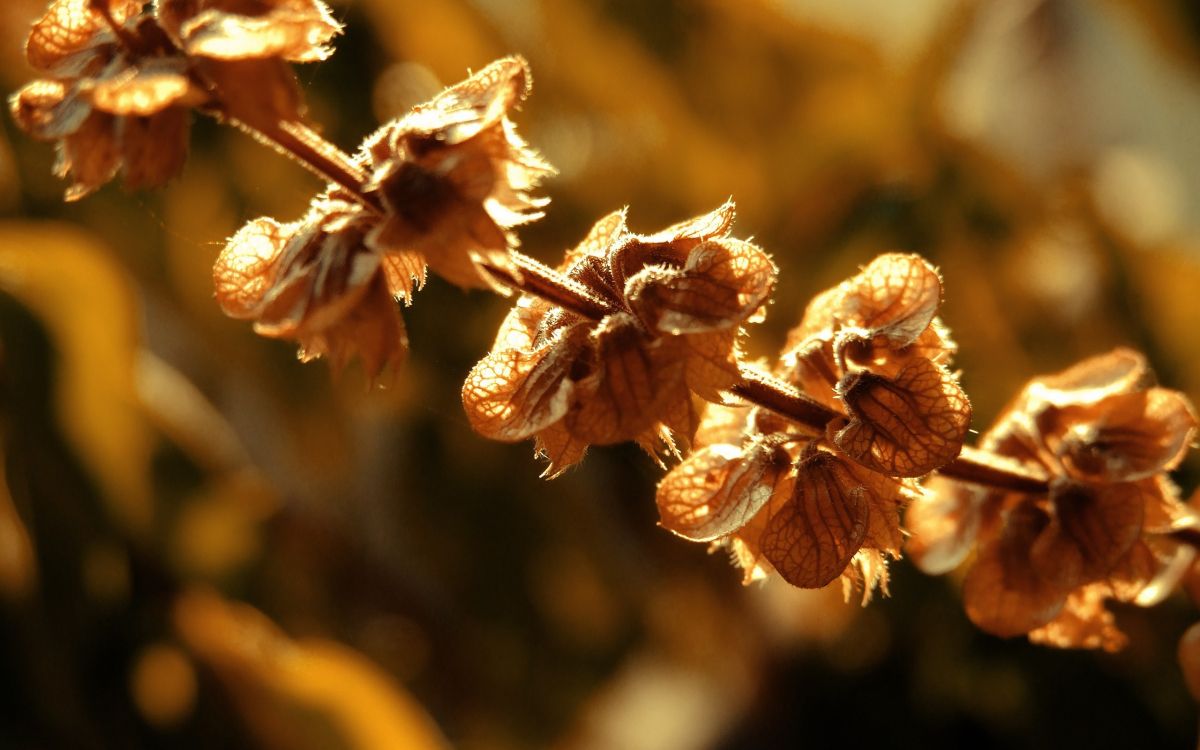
[2,0,1200,747]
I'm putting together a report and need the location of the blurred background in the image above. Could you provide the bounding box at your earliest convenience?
[2,0,1200,747]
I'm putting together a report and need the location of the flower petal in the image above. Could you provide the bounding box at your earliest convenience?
[1029,481,1144,590]
[26,0,141,71]
[841,253,942,346]
[656,436,789,542]
[835,357,971,477]
[963,503,1065,638]
[760,450,871,588]
[213,217,293,318]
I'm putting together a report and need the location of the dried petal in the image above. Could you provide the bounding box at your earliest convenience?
[628,238,776,335]
[532,421,588,478]
[9,80,91,139]
[839,253,942,346]
[683,328,741,401]
[26,0,141,71]
[213,217,293,317]
[119,108,189,189]
[565,314,684,445]
[963,504,1065,637]
[91,60,195,116]
[462,318,581,441]
[760,450,871,588]
[1051,389,1197,483]
[164,0,342,62]
[1028,587,1126,651]
[656,437,789,542]
[835,358,971,477]
[58,110,121,200]
[905,477,988,575]
[1029,481,1144,590]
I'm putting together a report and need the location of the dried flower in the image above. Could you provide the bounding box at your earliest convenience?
[155,0,341,128]
[213,190,421,381]
[10,0,202,199]
[463,203,776,475]
[906,348,1199,649]
[358,56,553,290]
[656,253,969,598]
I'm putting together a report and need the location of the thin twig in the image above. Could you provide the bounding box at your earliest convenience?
[937,446,1050,495]
[480,253,618,320]
[729,367,840,430]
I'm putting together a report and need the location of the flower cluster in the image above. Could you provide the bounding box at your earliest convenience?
[462,203,776,475]
[9,0,341,199]
[656,254,971,597]
[212,56,550,378]
[906,349,1199,649]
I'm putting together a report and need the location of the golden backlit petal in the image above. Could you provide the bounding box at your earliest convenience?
[26,0,141,71]
[656,437,789,542]
[905,476,986,575]
[120,108,189,190]
[462,327,580,442]
[57,111,120,201]
[533,421,589,479]
[1027,587,1126,652]
[9,80,91,140]
[641,239,776,335]
[835,358,971,477]
[565,315,681,445]
[380,250,427,302]
[963,504,1065,638]
[841,253,942,346]
[177,1,342,62]
[298,278,407,382]
[693,402,753,448]
[1029,481,1144,590]
[560,209,628,271]
[1055,388,1197,482]
[1032,347,1152,405]
[761,450,871,589]
[786,285,843,346]
[213,217,292,318]
[842,460,910,555]
[778,335,842,412]
[637,200,735,247]
[683,328,741,402]
[405,56,530,145]
[91,63,194,116]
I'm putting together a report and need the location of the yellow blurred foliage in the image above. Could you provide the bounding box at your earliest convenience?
[0,223,155,535]
[174,588,449,750]
[130,642,198,729]
[0,436,36,599]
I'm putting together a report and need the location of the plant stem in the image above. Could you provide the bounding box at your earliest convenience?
[480,253,618,320]
[729,367,841,430]
[936,447,1050,494]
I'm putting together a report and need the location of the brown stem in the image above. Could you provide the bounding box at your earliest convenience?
[480,252,618,320]
[230,119,383,213]
[729,367,841,430]
[937,447,1050,495]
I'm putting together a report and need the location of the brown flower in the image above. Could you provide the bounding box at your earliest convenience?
[10,0,202,199]
[462,203,776,475]
[906,348,1199,650]
[656,253,969,598]
[213,190,421,381]
[358,56,553,291]
[155,0,340,128]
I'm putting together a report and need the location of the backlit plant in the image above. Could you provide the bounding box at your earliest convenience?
[11,0,1200,739]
